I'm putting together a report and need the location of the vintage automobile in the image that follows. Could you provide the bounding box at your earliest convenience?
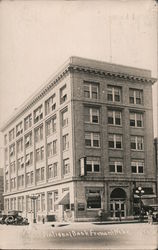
[0,210,29,225]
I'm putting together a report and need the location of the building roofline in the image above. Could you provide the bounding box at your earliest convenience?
[1,56,157,132]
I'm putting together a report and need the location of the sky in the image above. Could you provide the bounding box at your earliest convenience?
[0,0,157,162]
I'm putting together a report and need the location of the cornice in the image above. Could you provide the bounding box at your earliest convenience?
[1,58,157,132]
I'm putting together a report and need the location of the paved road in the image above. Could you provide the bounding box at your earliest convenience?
[0,222,157,249]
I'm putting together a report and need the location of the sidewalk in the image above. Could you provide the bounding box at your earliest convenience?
[34,218,149,228]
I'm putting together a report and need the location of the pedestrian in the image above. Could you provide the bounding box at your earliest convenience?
[98,209,103,222]
[148,210,153,225]
[42,216,45,224]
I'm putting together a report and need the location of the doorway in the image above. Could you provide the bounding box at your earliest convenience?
[110,188,126,219]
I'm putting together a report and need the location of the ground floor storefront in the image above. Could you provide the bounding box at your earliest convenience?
[3,179,157,222]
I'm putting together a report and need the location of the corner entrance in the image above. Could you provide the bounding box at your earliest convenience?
[110,188,126,219]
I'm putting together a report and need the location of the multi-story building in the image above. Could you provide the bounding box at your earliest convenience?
[0,168,4,212]
[1,57,157,222]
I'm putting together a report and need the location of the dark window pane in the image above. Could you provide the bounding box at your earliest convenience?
[86,164,92,172]
[92,116,98,123]
[115,118,121,125]
[115,95,120,102]
[85,139,91,147]
[131,142,136,149]
[136,98,141,104]
[130,97,134,104]
[117,165,122,173]
[87,196,101,209]
[137,120,142,127]
[109,165,115,172]
[116,141,121,148]
[108,117,113,124]
[109,141,114,148]
[138,166,143,173]
[132,166,137,173]
[93,140,99,147]
[94,164,100,172]
[130,120,135,126]
[108,94,113,101]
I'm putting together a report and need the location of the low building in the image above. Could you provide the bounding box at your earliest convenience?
[0,56,157,222]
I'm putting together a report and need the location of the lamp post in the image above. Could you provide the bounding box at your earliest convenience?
[29,194,39,223]
[135,187,144,221]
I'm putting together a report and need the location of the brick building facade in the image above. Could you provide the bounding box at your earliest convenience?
[1,57,157,222]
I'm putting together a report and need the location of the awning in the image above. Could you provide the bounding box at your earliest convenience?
[142,198,155,206]
[55,191,70,205]
[134,194,157,199]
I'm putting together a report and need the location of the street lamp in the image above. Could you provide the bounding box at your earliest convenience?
[135,186,144,221]
[28,194,39,223]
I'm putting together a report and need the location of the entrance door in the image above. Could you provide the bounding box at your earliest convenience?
[110,200,126,218]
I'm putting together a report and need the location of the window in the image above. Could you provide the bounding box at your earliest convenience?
[45,94,56,115]
[109,161,123,173]
[48,192,53,211]
[108,134,122,149]
[107,86,121,102]
[63,134,69,151]
[41,193,45,211]
[10,144,15,157]
[84,82,99,99]
[60,84,67,104]
[63,158,70,175]
[4,199,9,211]
[48,191,58,212]
[48,163,58,179]
[25,133,32,148]
[131,161,144,173]
[16,122,23,137]
[84,107,99,123]
[10,161,16,174]
[11,177,16,190]
[37,195,40,212]
[86,189,101,209]
[18,197,24,211]
[86,157,100,173]
[131,136,144,151]
[17,157,24,170]
[108,110,122,126]
[36,147,44,162]
[5,148,8,162]
[17,139,23,153]
[129,89,143,105]
[5,180,9,192]
[34,105,43,123]
[25,152,33,166]
[36,167,45,182]
[9,129,14,142]
[35,125,43,143]
[11,198,16,210]
[130,113,143,127]
[26,171,34,185]
[47,140,57,157]
[61,108,68,127]
[4,134,7,145]
[18,175,24,187]
[46,116,56,136]
[24,114,32,130]
[85,132,100,147]
[26,196,31,212]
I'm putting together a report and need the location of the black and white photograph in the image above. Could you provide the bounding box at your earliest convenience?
[0,0,158,249]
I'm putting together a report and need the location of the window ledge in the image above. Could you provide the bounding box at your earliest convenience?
[109,148,123,150]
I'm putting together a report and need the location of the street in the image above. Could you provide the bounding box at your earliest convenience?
[0,222,157,249]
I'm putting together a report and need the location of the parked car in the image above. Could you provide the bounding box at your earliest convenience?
[0,211,29,225]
